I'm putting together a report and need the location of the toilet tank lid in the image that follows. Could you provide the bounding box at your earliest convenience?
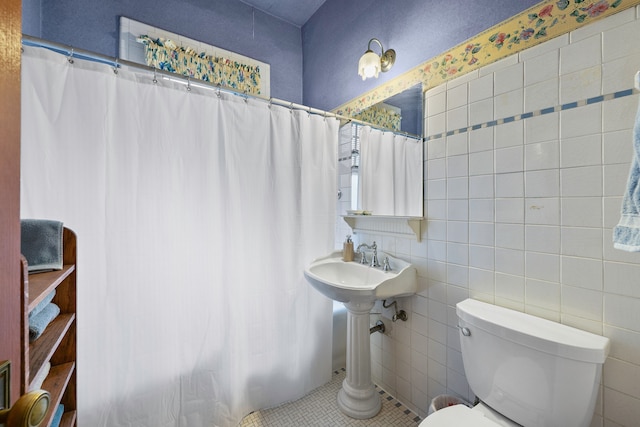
[456,299,610,363]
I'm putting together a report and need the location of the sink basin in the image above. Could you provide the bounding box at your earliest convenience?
[304,250,417,303]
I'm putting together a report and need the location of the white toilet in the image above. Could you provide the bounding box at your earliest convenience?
[420,298,610,427]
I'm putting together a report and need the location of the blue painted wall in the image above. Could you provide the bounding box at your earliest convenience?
[23,0,543,110]
[302,0,541,111]
[22,0,41,37]
[22,0,303,103]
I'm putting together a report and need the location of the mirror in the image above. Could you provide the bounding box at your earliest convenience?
[340,83,424,218]
[358,84,423,137]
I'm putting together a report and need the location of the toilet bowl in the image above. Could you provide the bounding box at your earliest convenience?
[420,402,519,427]
[421,402,519,427]
[420,299,610,427]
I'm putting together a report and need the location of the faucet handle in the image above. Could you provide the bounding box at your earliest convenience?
[382,257,391,271]
[359,250,368,264]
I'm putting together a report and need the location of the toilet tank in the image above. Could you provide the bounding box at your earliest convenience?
[456,299,610,427]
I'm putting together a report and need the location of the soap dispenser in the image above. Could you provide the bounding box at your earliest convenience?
[342,234,353,262]
[343,235,354,262]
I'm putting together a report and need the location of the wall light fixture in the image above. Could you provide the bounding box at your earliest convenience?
[358,38,396,80]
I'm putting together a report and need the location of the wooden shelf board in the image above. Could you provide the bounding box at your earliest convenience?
[27,265,75,312]
[59,410,77,427]
[40,362,75,427]
[29,314,75,383]
[41,362,74,400]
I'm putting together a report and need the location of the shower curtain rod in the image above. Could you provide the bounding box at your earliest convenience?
[21,35,422,140]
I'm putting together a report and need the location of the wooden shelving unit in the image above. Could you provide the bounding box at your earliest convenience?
[21,227,77,427]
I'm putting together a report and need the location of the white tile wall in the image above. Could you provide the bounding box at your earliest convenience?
[336,9,640,426]
[469,73,493,102]
[525,77,560,112]
[560,66,601,103]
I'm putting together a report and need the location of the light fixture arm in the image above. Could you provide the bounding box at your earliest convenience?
[366,38,395,72]
[367,38,384,54]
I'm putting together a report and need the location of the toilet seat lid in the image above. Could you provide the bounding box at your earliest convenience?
[419,404,501,427]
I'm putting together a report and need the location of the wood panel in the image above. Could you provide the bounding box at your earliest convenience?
[0,0,22,406]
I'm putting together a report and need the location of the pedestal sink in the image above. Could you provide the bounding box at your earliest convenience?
[304,250,417,419]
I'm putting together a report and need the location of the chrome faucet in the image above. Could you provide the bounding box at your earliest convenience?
[356,241,380,267]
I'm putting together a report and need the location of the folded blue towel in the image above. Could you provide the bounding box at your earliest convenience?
[29,290,56,321]
[21,219,64,272]
[29,303,60,342]
[613,99,640,252]
[51,404,64,427]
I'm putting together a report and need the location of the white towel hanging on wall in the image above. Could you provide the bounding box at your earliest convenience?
[613,73,640,251]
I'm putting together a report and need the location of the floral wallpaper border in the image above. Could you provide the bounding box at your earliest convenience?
[335,0,640,117]
[353,104,402,131]
[140,35,263,96]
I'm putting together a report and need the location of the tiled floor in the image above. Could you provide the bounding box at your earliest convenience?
[240,369,422,426]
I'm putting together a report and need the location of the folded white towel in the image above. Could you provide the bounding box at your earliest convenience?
[29,362,50,391]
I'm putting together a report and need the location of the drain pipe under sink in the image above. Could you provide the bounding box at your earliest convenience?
[369,320,385,334]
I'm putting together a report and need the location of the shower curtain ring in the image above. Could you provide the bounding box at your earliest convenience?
[67,48,74,64]
[289,103,294,113]
[186,77,191,92]
[307,106,311,117]
[152,68,158,84]
[113,58,119,75]
[268,98,273,109]
[216,85,221,98]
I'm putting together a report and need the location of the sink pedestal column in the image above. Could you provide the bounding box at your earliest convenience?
[337,300,381,419]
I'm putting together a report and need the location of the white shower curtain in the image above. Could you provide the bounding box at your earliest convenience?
[20,46,337,426]
[358,126,422,216]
